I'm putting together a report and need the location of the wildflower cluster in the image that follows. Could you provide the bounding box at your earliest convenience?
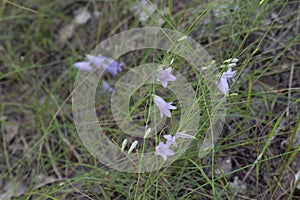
[74,54,124,92]
[155,132,195,161]
[73,57,238,161]
[152,67,196,161]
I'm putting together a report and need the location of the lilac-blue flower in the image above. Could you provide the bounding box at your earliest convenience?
[153,95,177,118]
[156,132,195,161]
[221,66,236,82]
[155,141,175,161]
[164,132,194,148]
[87,54,124,77]
[156,67,176,88]
[216,67,237,95]
[73,61,92,72]
[164,135,177,147]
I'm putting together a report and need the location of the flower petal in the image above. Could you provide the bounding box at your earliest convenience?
[74,61,92,72]
[87,54,124,76]
[164,135,177,146]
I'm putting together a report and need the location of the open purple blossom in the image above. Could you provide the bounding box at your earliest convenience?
[156,67,176,88]
[86,54,106,68]
[105,59,124,77]
[155,132,195,161]
[153,95,177,118]
[155,141,175,161]
[73,61,92,72]
[216,67,237,95]
[164,135,177,147]
[87,54,124,77]
[221,67,236,82]
[216,77,229,95]
[156,132,195,161]
[75,54,124,76]
[164,132,194,147]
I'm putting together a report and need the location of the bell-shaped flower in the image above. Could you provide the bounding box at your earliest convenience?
[156,67,176,88]
[156,131,195,161]
[155,141,175,161]
[153,95,177,118]
[163,132,194,148]
[104,59,124,77]
[86,54,106,68]
[164,135,177,147]
[221,67,236,82]
[86,54,124,76]
[216,67,237,95]
[73,61,92,72]
[216,77,229,95]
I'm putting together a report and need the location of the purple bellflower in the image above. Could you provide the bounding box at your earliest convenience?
[155,141,175,161]
[153,95,177,118]
[216,67,236,95]
[164,135,177,147]
[74,54,124,76]
[156,67,176,88]
[87,54,124,77]
[73,61,92,72]
[156,132,194,161]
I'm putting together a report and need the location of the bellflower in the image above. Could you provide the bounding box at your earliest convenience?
[216,77,229,95]
[153,95,177,118]
[88,54,123,76]
[155,141,175,161]
[164,132,194,147]
[75,54,124,76]
[86,54,106,68]
[156,131,194,161]
[222,67,236,82]
[164,135,177,147]
[216,67,237,95]
[156,67,176,88]
[104,59,124,77]
[73,61,92,72]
